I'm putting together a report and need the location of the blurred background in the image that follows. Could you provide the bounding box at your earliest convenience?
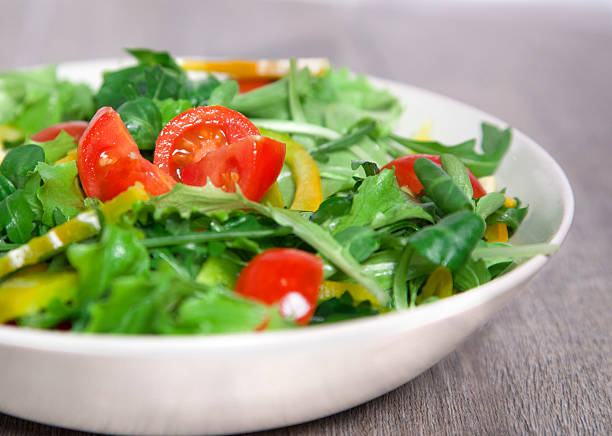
[1,0,611,434]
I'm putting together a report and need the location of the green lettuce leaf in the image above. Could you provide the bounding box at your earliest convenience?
[36,161,85,226]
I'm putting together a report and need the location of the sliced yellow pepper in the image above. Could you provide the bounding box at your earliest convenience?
[259,129,323,212]
[504,195,517,208]
[0,185,149,279]
[0,270,77,323]
[55,149,78,165]
[260,182,285,208]
[413,121,433,141]
[181,58,330,79]
[319,280,382,308]
[417,266,453,304]
[484,222,509,243]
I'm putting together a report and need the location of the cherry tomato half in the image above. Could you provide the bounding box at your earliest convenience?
[31,121,89,143]
[236,78,274,93]
[181,135,286,202]
[154,106,260,181]
[235,248,324,325]
[382,154,487,199]
[78,107,175,201]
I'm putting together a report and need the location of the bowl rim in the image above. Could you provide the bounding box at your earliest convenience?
[0,59,575,356]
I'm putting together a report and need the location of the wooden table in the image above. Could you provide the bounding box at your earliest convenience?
[1,1,610,434]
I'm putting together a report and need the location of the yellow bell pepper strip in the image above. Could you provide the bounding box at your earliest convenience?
[260,182,285,208]
[417,266,453,304]
[0,185,149,279]
[504,195,517,208]
[259,129,323,212]
[180,58,330,79]
[413,121,433,141]
[484,222,509,243]
[318,280,382,308]
[0,270,77,323]
[55,149,78,165]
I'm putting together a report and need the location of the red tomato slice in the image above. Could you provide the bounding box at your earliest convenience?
[382,154,487,199]
[236,78,274,93]
[31,121,89,142]
[78,107,175,201]
[235,248,324,325]
[154,106,260,181]
[181,135,286,202]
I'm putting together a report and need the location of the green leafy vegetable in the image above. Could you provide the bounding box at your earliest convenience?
[36,161,85,226]
[117,97,162,150]
[406,210,485,270]
[413,157,473,215]
[390,122,512,177]
[336,169,431,231]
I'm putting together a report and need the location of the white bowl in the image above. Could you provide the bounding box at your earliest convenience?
[0,60,574,435]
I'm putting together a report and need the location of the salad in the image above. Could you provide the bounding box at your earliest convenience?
[0,49,556,334]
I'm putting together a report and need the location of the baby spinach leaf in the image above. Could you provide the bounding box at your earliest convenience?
[36,161,85,226]
[406,210,485,271]
[117,97,162,150]
[179,76,221,106]
[486,205,528,232]
[334,226,380,262]
[453,257,491,291]
[310,195,352,228]
[207,80,239,107]
[0,174,15,200]
[336,169,431,231]
[0,189,36,243]
[0,144,45,188]
[441,153,473,199]
[413,157,473,215]
[126,48,183,74]
[475,192,506,220]
[390,122,512,178]
[310,292,379,324]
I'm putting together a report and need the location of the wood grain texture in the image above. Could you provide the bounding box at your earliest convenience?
[0,1,610,435]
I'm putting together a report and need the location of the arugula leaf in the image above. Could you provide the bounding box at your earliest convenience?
[67,225,150,307]
[336,169,431,231]
[117,97,162,150]
[171,286,290,334]
[150,183,389,305]
[85,270,195,334]
[413,157,473,215]
[406,210,485,270]
[36,161,85,226]
[0,65,94,137]
[390,122,512,178]
[155,98,193,125]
